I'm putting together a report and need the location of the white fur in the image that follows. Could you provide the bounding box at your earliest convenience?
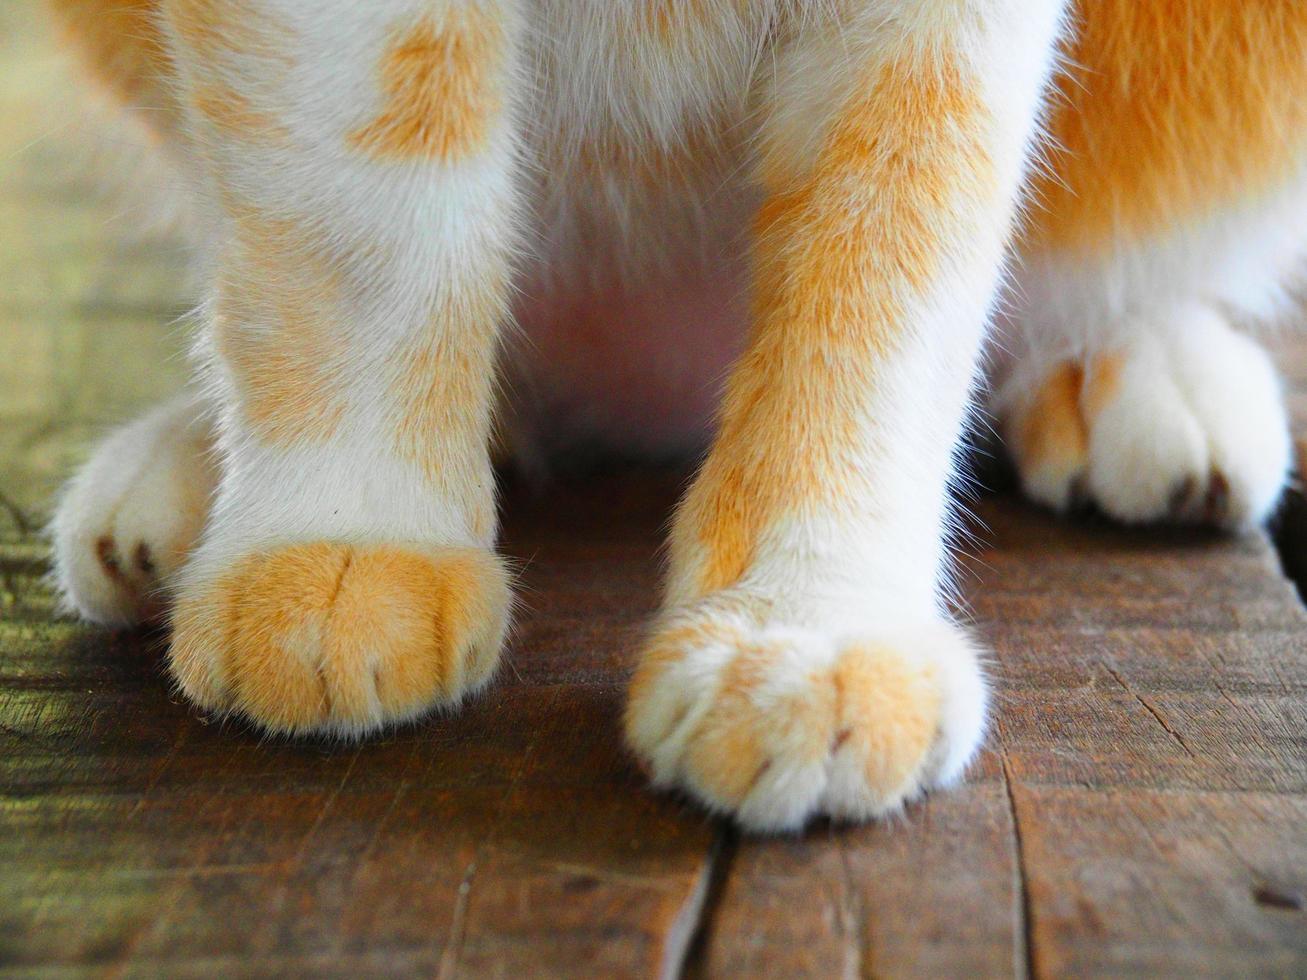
[993,155,1307,530]
[164,0,526,570]
[1005,166,1307,357]
[625,610,987,832]
[51,393,217,625]
[995,302,1295,531]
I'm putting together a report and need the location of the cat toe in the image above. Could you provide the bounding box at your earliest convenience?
[624,608,986,832]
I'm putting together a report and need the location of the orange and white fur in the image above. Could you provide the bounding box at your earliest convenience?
[47,1,1304,831]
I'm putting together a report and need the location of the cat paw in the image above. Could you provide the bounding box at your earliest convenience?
[169,543,511,737]
[51,395,218,626]
[624,607,987,832]
[999,309,1291,529]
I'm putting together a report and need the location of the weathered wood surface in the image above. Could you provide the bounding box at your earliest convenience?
[2,470,718,976]
[702,504,1307,977]
[3,4,1306,976]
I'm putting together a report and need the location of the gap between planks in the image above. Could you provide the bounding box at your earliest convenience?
[668,825,740,979]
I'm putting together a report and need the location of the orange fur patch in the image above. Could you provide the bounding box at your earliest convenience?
[213,212,350,445]
[1012,353,1124,478]
[633,633,940,807]
[1079,353,1124,421]
[680,52,993,594]
[1014,362,1088,477]
[626,618,745,718]
[683,644,824,804]
[1030,1,1307,251]
[169,543,509,732]
[832,646,938,800]
[166,0,294,145]
[389,285,505,522]
[166,0,289,65]
[48,0,176,134]
[191,81,290,144]
[643,0,709,44]
[164,426,220,575]
[349,8,506,162]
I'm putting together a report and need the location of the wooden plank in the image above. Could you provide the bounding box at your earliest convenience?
[701,498,1307,976]
[1012,786,1307,977]
[0,473,720,976]
[691,782,1021,977]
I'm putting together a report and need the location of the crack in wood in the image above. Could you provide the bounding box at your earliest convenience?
[1000,750,1035,980]
[436,859,479,980]
[836,841,866,980]
[1103,663,1196,759]
[672,824,738,979]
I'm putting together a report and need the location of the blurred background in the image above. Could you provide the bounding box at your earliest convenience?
[1,0,191,528]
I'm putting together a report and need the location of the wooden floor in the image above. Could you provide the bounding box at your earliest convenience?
[3,6,1306,976]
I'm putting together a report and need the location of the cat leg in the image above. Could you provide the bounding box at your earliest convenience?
[625,0,1067,831]
[161,0,524,736]
[47,2,214,627]
[994,303,1292,529]
[51,394,218,626]
[997,3,1304,529]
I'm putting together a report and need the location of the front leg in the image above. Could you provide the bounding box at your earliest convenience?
[163,0,524,735]
[626,1,1067,830]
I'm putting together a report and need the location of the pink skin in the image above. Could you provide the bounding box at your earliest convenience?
[511,263,749,455]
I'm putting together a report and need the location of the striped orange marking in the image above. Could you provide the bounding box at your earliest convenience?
[678,52,993,594]
[389,302,504,537]
[1079,353,1124,421]
[682,644,818,804]
[1014,362,1088,479]
[626,618,746,719]
[166,0,290,65]
[832,646,939,799]
[630,635,940,807]
[191,80,290,144]
[643,0,711,43]
[165,0,295,146]
[213,212,349,445]
[385,238,509,540]
[1012,353,1124,479]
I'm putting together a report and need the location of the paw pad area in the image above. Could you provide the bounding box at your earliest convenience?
[169,543,510,736]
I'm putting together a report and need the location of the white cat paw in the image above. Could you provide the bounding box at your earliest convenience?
[999,308,1291,529]
[624,605,987,832]
[51,395,217,625]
